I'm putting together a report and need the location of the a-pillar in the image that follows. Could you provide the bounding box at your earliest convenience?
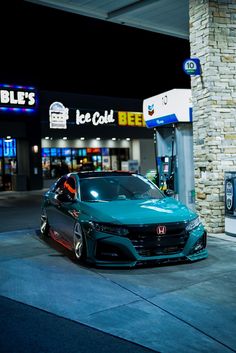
[189,0,236,233]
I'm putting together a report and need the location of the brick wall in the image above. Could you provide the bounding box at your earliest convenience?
[189,0,236,232]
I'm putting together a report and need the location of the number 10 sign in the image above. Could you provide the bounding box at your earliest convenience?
[183,58,201,76]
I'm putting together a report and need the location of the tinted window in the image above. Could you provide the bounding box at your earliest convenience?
[52,176,67,193]
[63,176,76,200]
[79,175,164,202]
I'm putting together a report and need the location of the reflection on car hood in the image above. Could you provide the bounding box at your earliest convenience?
[82,198,195,224]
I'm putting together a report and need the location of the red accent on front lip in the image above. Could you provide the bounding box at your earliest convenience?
[156,225,166,235]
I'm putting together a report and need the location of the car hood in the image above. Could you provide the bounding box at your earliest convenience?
[81,197,196,225]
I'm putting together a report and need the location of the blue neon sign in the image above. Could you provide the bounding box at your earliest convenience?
[0,84,37,112]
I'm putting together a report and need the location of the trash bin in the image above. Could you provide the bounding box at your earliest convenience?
[225,171,236,236]
[12,175,27,191]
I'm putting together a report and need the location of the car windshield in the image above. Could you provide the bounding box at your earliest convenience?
[79,174,164,202]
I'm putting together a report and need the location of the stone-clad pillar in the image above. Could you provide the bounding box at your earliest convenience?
[189,0,236,233]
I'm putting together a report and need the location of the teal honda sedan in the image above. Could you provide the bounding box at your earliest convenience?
[40,171,208,267]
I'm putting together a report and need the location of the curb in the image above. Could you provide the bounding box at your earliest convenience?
[208,233,236,242]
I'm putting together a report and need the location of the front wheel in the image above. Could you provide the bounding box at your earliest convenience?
[73,222,86,262]
[40,208,50,238]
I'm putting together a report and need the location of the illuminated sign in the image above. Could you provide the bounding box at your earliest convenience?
[118,112,145,127]
[49,102,69,129]
[0,84,37,112]
[143,89,192,128]
[76,109,115,126]
[3,138,16,157]
[87,148,101,153]
[48,102,145,129]
[183,58,201,76]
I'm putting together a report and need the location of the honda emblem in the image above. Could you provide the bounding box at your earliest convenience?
[156,225,166,235]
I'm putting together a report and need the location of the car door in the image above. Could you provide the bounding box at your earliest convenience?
[47,176,77,246]
[47,176,66,233]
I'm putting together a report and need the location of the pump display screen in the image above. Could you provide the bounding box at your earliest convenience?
[164,164,169,173]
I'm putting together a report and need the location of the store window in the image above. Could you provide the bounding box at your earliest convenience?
[0,138,17,191]
[42,148,72,179]
[110,148,130,170]
[42,147,130,179]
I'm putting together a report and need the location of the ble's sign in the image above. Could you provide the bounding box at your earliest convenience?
[0,84,37,112]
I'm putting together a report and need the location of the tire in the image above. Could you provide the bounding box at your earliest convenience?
[40,208,50,238]
[73,222,86,262]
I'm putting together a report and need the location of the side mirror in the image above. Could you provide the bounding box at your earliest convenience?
[164,189,175,197]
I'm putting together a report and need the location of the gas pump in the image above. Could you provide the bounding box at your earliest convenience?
[158,125,176,192]
[143,89,195,209]
[158,155,175,192]
[155,125,176,193]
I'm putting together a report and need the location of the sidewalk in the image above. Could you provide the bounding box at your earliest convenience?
[208,232,236,242]
[0,188,47,199]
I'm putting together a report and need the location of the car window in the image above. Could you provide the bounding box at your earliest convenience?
[51,176,67,193]
[79,175,164,202]
[63,176,76,200]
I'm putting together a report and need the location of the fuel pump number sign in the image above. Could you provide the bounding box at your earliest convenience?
[183,58,201,76]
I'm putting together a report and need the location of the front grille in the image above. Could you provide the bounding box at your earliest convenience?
[126,222,188,257]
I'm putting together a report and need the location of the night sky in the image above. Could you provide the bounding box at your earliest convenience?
[1,0,190,100]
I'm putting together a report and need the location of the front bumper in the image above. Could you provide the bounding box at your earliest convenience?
[84,224,208,268]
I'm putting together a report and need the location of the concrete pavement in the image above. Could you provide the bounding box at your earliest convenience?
[0,228,236,353]
[0,295,157,353]
[0,189,236,352]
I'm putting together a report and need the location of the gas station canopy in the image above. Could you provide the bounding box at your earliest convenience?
[25,0,189,39]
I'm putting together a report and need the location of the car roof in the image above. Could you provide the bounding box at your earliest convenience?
[76,171,134,178]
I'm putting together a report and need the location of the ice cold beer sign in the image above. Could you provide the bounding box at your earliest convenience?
[49,101,115,129]
[76,109,115,126]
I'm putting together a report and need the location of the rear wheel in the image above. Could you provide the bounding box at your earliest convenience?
[73,222,86,262]
[40,208,50,238]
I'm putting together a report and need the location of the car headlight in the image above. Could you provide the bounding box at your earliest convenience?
[186,216,201,232]
[90,222,129,236]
